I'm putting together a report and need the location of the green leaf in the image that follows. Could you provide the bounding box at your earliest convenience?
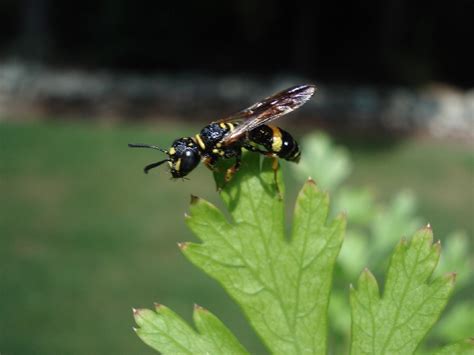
[433,339,474,355]
[133,304,248,354]
[334,187,376,226]
[370,190,422,259]
[350,226,456,354]
[183,153,345,353]
[290,132,352,191]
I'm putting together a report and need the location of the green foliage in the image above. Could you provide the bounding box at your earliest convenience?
[350,227,455,354]
[291,132,352,191]
[1,123,471,354]
[434,339,474,355]
[183,154,345,353]
[292,132,473,351]
[432,232,474,343]
[431,302,474,343]
[133,150,472,354]
[437,231,472,288]
[133,153,346,353]
[337,190,422,279]
[133,304,248,354]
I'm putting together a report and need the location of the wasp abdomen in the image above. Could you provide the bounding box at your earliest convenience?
[248,125,300,162]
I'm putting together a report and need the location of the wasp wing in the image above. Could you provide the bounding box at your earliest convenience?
[217,84,316,145]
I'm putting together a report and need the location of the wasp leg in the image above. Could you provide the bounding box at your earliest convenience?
[224,151,242,182]
[243,143,281,197]
[243,142,267,155]
[244,143,281,191]
[202,155,219,172]
[271,157,282,198]
[244,142,278,160]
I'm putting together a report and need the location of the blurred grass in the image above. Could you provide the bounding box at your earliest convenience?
[345,137,474,239]
[0,121,472,354]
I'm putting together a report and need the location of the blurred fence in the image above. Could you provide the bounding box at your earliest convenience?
[1,61,472,138]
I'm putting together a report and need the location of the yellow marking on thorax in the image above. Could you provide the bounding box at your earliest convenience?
[195,134,206,150]
[169,147,176,155]
[227,122,235,131]
[270,126,283,152]
[212,148,225,156]
[219,122,226,129]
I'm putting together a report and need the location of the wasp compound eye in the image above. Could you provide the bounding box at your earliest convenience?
[169,138,201,178]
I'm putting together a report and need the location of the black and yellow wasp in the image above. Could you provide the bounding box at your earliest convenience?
[128,84,316,182]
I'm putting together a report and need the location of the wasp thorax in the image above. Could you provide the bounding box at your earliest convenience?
[168,137,201,178]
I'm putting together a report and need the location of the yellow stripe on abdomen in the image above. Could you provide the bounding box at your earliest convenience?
[270,126,283,152]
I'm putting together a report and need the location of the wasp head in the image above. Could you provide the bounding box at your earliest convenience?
[167,137,201,178]
[128,137,201,178]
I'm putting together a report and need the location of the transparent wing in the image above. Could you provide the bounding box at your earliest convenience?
[216,84,316,145]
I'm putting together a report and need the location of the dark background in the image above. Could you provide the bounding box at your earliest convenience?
[1,0,472,87]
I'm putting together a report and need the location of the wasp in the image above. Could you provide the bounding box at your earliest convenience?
[129,84,316,184]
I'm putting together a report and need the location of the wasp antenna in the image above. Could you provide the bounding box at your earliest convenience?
[143,159,170,174]
[128,143,168,154]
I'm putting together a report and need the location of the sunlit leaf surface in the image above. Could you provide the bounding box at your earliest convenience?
[183,153,345,353]
[134,304,248,354]
[350,227,456,354]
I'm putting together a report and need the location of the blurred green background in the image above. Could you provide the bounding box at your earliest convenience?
[1,121,472,354]
[0,1,473,354]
